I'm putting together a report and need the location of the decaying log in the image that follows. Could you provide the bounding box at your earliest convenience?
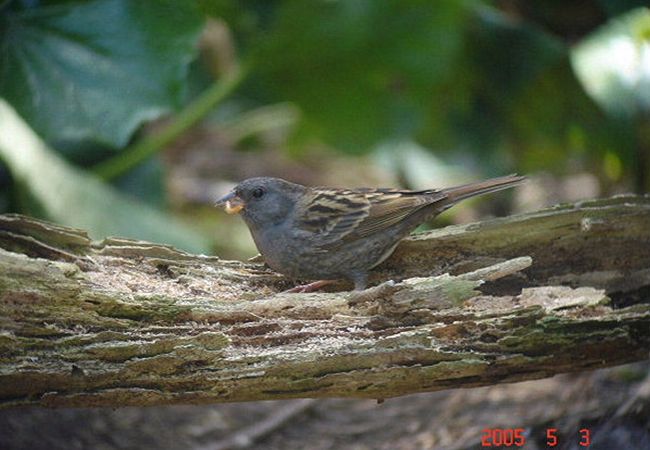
[0,195,649,409]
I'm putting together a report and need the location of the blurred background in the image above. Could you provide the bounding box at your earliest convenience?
[1,1,649,449]
[1,0,649,260]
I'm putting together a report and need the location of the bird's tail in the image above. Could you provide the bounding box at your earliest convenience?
[441,174,525,205]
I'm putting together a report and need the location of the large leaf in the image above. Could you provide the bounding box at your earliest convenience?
[252,0,472,153]
[443,5,566,162]
[0,0,203,149]
[237,1,572,158]
[0,99,211,254]
[571,7,650,118]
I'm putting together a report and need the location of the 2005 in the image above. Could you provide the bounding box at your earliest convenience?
[481,428,526,447]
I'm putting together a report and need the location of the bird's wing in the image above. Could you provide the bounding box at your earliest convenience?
[295,187,445,249]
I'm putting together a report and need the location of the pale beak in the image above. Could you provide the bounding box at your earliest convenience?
[215,191,245,214]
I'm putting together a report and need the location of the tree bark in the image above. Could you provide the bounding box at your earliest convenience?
[1,195,649,409]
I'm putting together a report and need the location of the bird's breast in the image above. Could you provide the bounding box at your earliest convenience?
[249,225,302,274]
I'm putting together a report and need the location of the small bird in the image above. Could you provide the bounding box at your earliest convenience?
[215,175,524,292]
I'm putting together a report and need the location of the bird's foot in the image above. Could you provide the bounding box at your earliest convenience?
[285,280,336,293]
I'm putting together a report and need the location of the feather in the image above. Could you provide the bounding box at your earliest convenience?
[296,187,445,249]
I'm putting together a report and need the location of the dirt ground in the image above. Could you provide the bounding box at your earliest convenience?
[1,362,648,450]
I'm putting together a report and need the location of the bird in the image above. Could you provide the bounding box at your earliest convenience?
[215,174,525,292]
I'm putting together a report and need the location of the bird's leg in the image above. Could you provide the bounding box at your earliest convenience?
[285,279,336,293]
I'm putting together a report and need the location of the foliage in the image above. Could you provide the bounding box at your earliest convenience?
[572,7,650,119]
[0,0,203,151]
[0,0,648,249]
[0,99,211,253]
[0,0,209,251]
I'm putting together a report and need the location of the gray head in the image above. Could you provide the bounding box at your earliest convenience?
[215,177,306,228]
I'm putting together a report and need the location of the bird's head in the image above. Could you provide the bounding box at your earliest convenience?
[215,177,306,228]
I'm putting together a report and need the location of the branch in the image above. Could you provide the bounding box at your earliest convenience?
[1,195,649,408]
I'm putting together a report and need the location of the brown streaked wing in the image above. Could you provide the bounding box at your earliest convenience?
[296,187,445,249]
[349,188,445,239]
[295,189,371,247]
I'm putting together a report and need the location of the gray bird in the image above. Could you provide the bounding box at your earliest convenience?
[215,175,524,292]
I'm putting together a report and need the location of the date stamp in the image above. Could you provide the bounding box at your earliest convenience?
[481,427,591,447]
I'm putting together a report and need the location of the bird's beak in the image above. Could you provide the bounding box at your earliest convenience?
[215,191,245,214]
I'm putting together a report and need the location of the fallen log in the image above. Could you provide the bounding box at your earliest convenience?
[0,195,649,408]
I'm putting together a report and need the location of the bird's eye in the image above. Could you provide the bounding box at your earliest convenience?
[252,187,265,199]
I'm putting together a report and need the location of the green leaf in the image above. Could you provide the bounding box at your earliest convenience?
[240,1,570,157]
[571,7,650,118]
[252,0,472,152]
[113,156,166,208]
[0,99,211,254]
[443,5,566,162]
[468,5,565,99]
[0,0,204,149]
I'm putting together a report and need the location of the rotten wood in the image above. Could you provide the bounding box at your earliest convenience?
[0,195,649,409]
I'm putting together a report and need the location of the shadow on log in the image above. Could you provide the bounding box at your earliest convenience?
[0,195,649,408]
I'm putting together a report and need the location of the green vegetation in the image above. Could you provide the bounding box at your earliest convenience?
[1,1,648,252]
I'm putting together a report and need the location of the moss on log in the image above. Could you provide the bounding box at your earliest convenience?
[0,196,649,408]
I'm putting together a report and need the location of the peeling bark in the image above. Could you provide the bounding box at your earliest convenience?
[1,196,649,408]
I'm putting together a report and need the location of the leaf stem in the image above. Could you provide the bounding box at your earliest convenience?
[93,65,247,181]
